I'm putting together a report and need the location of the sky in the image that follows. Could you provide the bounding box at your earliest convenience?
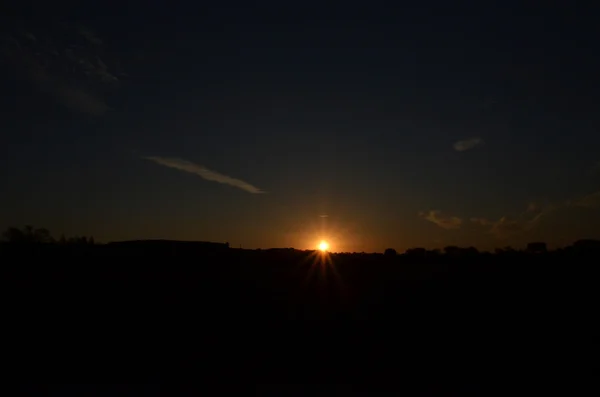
[1,1,599,252]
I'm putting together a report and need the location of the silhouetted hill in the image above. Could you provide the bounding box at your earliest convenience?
[2,233,597,393]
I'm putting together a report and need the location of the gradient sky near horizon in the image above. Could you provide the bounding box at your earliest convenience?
[1,1,600,252]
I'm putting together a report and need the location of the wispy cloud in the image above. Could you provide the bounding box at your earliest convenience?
[1,23,119,116]
[419,210,462,229]
[571,191,600,209]
[143,156,265,194]
[470,201,558,239]
[424,190,600,240]
[472,216,533,239]
[78,25,103,46]
[37,72,111,116]
[471,191,600,239]
[453,137,484,152]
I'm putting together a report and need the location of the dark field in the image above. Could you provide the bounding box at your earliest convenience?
[3,242,596,395]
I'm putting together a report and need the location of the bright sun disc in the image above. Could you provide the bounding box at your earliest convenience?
[318,241,329,251]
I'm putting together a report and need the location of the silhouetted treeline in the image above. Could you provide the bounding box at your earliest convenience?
[2,225,94,245]
[3,225,599,260]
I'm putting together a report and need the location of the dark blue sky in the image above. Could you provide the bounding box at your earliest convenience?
[2,1,599,251]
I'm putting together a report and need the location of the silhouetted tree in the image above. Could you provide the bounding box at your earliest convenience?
[444,246,460,256]
[33,228,53,243]
[573,239,600,251]
[405,248,426,257]
[527,242,547,254]
[494,246,517,255]
[66,236,92,245]
[2,227,26,243]
[2,225,54,243]
[464,246,479,256]
[384,248,397,256]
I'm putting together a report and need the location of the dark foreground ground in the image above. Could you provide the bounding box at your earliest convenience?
[3,245,596,395]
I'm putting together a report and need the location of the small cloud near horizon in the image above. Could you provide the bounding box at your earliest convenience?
[469,190,600,239]
[470,200,558,239]
[422,188,600,241]
[419,210,462,229]
[143,156,266,194]
[471,216,536,239]
[453,137,484,152]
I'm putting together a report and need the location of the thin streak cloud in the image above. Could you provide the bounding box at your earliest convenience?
[453,137,484,152]
[143,156,266,194]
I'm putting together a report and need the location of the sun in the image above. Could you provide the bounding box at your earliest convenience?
[318,240,329,252]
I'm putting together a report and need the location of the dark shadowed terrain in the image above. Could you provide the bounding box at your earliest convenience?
[3,236,597,395]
